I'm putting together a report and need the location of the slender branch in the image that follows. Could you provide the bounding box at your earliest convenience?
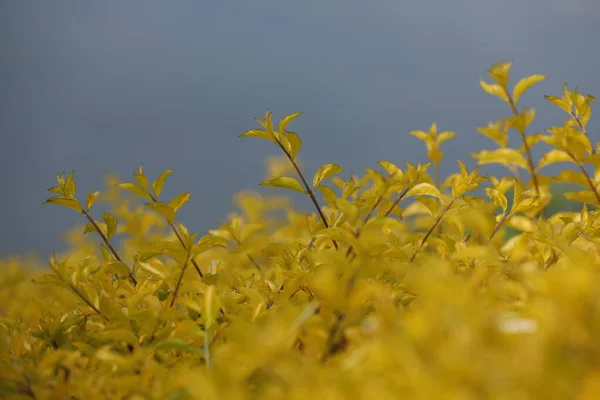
[566,150,600,205]
[274,137,338,250]
[571,111,595,154]
[506,91,545,219]
[169,255,191,308]
[83,211,138,286]
[148,193,204,278]
[51,266,108,321]
[410,198,455,262]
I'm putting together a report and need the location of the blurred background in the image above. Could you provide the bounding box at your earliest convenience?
[1,0,599,257]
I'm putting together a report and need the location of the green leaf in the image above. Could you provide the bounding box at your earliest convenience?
[152,169,173,198]
[277,111,303,133]
[260,176,305,194]
[169,193,191,213]
[313,164,344,187]
[86,190,100,212]
[103,213,118,240]
[43,197,82,212]
[145,202,176,224]
[116,182,153,200]
[513,74,547,104]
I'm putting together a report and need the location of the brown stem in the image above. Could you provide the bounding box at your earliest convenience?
[169,255,191,308]
[273,137,338,250]
[506,92,545,219]
[566,150,600,205]
[83,211,138,286]
[52,266,108,321]
[148,193,204,278]
[410,198,455,262]
[571,111,595,154]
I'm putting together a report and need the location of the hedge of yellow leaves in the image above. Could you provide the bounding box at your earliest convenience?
[2,61,600,399]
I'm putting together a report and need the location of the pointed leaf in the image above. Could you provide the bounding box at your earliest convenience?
[169,193,191,213]
[86,190,100,212]
[145,202,176,224]
[260,176,305,194]
[43,197,82,213]
[405,183,442,200]
[103,213,118,240]
[513,75,547,104]
[152,169,173,198]
[133,165,149,191]
[537,150,573,169]
[480,80,510,103]
[64,171,77,198]
[277,111,303,133]
[286,131,302,160]
[239,129,275,144]
[116,182,153,200]
[313,163,344,187]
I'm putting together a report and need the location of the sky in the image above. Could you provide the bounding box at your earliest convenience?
[1,0,599,257]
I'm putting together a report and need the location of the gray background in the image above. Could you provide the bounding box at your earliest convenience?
[2,0,599,257]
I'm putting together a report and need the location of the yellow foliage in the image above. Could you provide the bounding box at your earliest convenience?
[2,61,600,399]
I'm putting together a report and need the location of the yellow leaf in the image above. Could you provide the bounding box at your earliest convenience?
[335,198,359,225]
[313,226,358,247]
[313,163,344,187]
[409,130,430,143]
[86,190,100,212]
[480,80,510,104]
[103,213,118,240]
[133,165,149,191]
[105,261,131,275]
[476,120,508,147]
[537,149,573,169]
[260,176,305,194]
[487,61,512,87]
[152,169,173,198]
[513,74,547,104]
[317,185,337,204]
[286,131,302,160]
[472,148,529,170]
[145,202,176,224]
[405,182,442,200]
[437,131,455,144]
[277,111,303,133]
[43,197,82,213]
[564,190,600,206]
[238,129,275,143]
[84,221,107,237]
[64,171,77,198]
[378,160,403,178]
[553,170,588,187]
[485,188,508,213]
[545,95,572,114]
[169,193,191,213]
[116,182,153,200]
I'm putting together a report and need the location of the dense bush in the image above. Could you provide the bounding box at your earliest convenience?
[1,61,599,399]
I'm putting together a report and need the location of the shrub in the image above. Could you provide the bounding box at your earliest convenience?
[1,61,599,399]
